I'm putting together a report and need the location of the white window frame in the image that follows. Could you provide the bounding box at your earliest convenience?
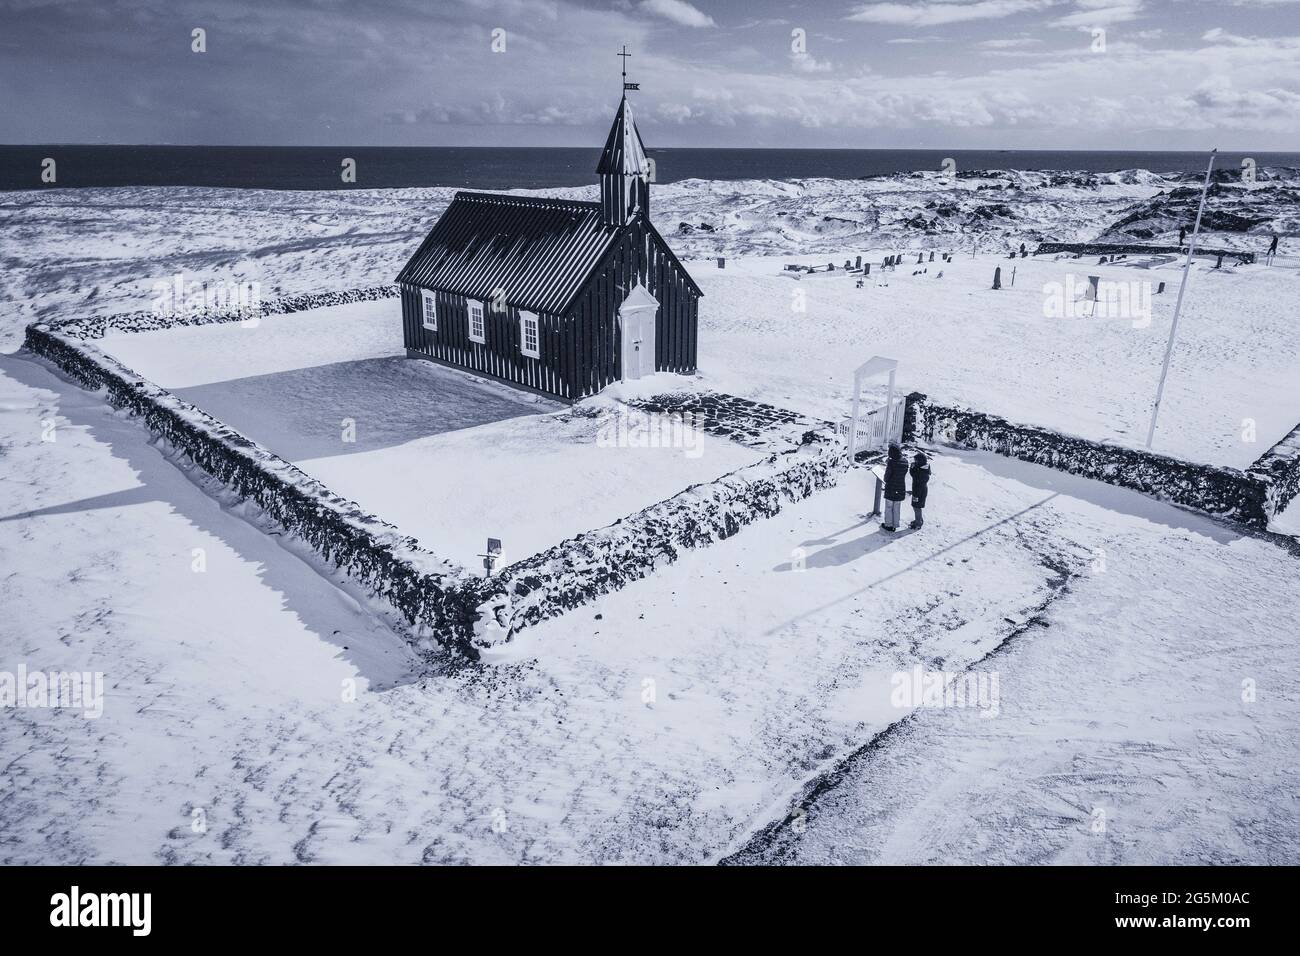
[421,291,437,331]
[467,300,486,344]
[519,310,540,359]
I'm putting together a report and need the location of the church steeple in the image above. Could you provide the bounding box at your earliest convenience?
[597,51,650,227]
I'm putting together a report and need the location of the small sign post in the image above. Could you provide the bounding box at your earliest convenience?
[480,538,503,577]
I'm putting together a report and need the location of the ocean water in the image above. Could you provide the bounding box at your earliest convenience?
[2,145,1297,191]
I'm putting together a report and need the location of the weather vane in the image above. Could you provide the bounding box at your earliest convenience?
[619,45,639,91]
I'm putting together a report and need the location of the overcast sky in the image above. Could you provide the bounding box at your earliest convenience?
[2,0,1298,149]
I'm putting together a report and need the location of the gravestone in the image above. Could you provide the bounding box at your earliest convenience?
[992,266,1002,290]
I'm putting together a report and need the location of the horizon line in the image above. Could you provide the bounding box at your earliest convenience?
[3,143,1296,154]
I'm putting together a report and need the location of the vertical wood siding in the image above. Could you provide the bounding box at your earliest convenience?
[401,283,568,400]
[400,219,698,403]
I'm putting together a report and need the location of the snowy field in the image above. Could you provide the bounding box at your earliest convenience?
[696,251,1299,469]
[3,174,1299,865]
[3,353,1296,864]
[106,251,1300,472]
[104,302,759,566]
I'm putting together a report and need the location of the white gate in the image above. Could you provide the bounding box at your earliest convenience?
[838,395,905,451]
[839,356,902,458]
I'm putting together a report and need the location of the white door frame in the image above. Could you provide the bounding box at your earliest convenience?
[619,284,658,381]
[846,356,900,459]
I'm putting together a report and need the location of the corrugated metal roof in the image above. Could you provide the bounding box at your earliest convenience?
[396,192,619,315]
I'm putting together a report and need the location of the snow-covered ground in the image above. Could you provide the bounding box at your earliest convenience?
[692,251,1300,468]
[5,167,1295,343]
[727,451,1300,866]
[3,173,1299,864]
[4,346,1296,864]
[106,249,1300,472]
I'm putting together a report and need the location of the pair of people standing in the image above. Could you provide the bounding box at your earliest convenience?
[880,443,930,532]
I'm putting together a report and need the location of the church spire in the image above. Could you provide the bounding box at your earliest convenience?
[597,48,650,227]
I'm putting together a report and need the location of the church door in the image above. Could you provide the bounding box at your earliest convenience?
[618,284,658,381]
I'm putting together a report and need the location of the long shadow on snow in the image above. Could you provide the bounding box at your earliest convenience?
[171,356,548,462]
[0,349,436,690]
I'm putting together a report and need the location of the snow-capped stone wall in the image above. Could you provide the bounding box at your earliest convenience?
[50,285,399,340]
[24,322,486,654]
[1249,421,1300,520]
[461,429,848,644]
[26,297,855,655]
[904,392,1275,528]
[623,392,830,451]
[1034,241,1255,263]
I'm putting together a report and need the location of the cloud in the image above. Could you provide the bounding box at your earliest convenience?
[978,36,1043,47]
[638,0,714,28]
[6,0,1299,149]
[790,52,834,73]
[847,0,1051,27]
[1051,1,1144,28]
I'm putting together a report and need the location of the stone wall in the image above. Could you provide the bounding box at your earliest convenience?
[1034,241,1255,263]
[26,296,853,654]
[52,285,399,339]
[463,429,848,644]
[1249,422,1300,519]
[904,392,1274,528]
[25,323,486,652]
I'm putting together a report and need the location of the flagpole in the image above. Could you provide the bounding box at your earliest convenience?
[1146,148,1216,449]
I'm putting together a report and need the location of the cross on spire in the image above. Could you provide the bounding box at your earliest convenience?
[619,45,639,91]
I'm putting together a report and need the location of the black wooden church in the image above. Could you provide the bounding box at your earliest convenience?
[396,89,702,403]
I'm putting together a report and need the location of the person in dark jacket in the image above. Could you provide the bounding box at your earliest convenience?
[881,443,908,532]
[909,451,931,529]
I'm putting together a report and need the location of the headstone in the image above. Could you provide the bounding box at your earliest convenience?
[992,266,1002,290]
[1085,275,1100,304]
[864,263,870,276]
[855,255,862,269]
[929,251,934,262]
[1156,281,1166,294]
[717,257,725,269]
[917,253,924,264]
